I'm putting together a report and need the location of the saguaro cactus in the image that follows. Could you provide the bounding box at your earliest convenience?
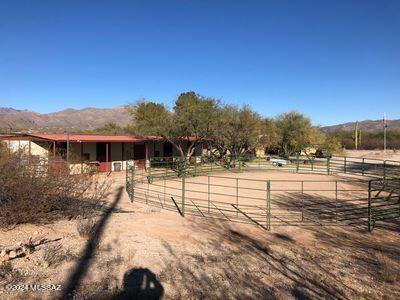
[354,121,361,150]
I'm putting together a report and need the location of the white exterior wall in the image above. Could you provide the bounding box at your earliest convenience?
[7,140,49,157]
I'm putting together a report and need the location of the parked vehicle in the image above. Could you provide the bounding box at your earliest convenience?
[266,156,290,167]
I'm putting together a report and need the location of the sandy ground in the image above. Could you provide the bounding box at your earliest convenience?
[346,149,400,161]
[0,170,399,299]
[134,170,370,227]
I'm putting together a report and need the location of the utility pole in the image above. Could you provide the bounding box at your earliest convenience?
[383,113,387,154]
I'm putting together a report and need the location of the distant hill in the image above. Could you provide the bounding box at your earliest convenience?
[0,106,132,132]
[323,119,400,132]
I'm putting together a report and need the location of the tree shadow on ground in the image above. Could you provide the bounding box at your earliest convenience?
[271,192,399,233]
[61,186,124,299]
[158,216,399,299]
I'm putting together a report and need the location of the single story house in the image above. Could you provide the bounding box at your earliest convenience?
[0,133,203,173]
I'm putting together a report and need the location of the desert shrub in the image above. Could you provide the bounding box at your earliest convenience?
[0,261,13,279]
[42,243,76,268]
[375,252,398,283]
[0,262,22,283]
[0,141,6,155]
[77,218,97,239]
[0,152,110,228]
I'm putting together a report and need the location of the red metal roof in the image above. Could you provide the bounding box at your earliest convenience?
[26,133,153,143]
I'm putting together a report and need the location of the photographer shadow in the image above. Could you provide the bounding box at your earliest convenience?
[116,268,164,300]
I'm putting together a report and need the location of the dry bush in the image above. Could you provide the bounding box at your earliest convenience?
[0,262,22,283]
[42,243,76,268]
[0,152,110,228]
[375,252,398,283]
[77,218,97,239]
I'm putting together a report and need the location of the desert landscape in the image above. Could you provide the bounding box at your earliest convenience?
[1,1,400,299]
[1,162,399,299]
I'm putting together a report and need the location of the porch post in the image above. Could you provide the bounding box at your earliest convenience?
[106,143,109,172]
[122,142,124,171]
[53,141,56,156]
[80,142,83,174]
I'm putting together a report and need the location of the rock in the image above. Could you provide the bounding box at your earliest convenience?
[1,254,10,262]
[0,249,6,257]
[9,250,17,259]
[43,261,49,268]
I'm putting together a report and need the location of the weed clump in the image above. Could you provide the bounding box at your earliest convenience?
[42,243,76,268]
[77,218,97,239]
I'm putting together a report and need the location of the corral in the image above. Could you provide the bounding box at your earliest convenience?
[126,156,400,232]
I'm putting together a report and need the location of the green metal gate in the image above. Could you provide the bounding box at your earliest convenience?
[368,178,400,231]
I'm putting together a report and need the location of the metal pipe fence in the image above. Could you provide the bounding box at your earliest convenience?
[144,155,400,182]
[126,156,400,231]
[368,178,400,231]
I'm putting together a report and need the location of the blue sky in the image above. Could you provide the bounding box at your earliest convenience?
[0,0,399,125]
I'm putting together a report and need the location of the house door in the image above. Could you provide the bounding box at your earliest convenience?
[134,143,146,169]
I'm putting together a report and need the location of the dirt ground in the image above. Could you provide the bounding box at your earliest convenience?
[134,170,370,228]
[346,149,400,161]
[0,170,399,299]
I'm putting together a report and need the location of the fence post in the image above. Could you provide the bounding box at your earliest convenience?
[327,157,331,175]
[181,175,186,217]
[383,160,386,180]
[362,158,365,176]
[344,157,347,173]
[301,181,304,222]
[335,181,338,222]
[208,176,211,213]
[148,163,152,183]
[266,180,271,230]
[163,177,166,206]
[132,164,135,202]
[146,178,149,204]
[236,178,239,217]
[368,180,372,232]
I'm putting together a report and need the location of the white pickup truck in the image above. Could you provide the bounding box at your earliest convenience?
[266,156,290,167]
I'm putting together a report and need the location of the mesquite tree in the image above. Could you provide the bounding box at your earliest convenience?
[131,92,218,165]
[209,105,262,168]
[275,111,316,158]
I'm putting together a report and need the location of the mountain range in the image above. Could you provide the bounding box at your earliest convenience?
[322,119,400,132]
[0,106,131,132]
[0,106,399,133]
